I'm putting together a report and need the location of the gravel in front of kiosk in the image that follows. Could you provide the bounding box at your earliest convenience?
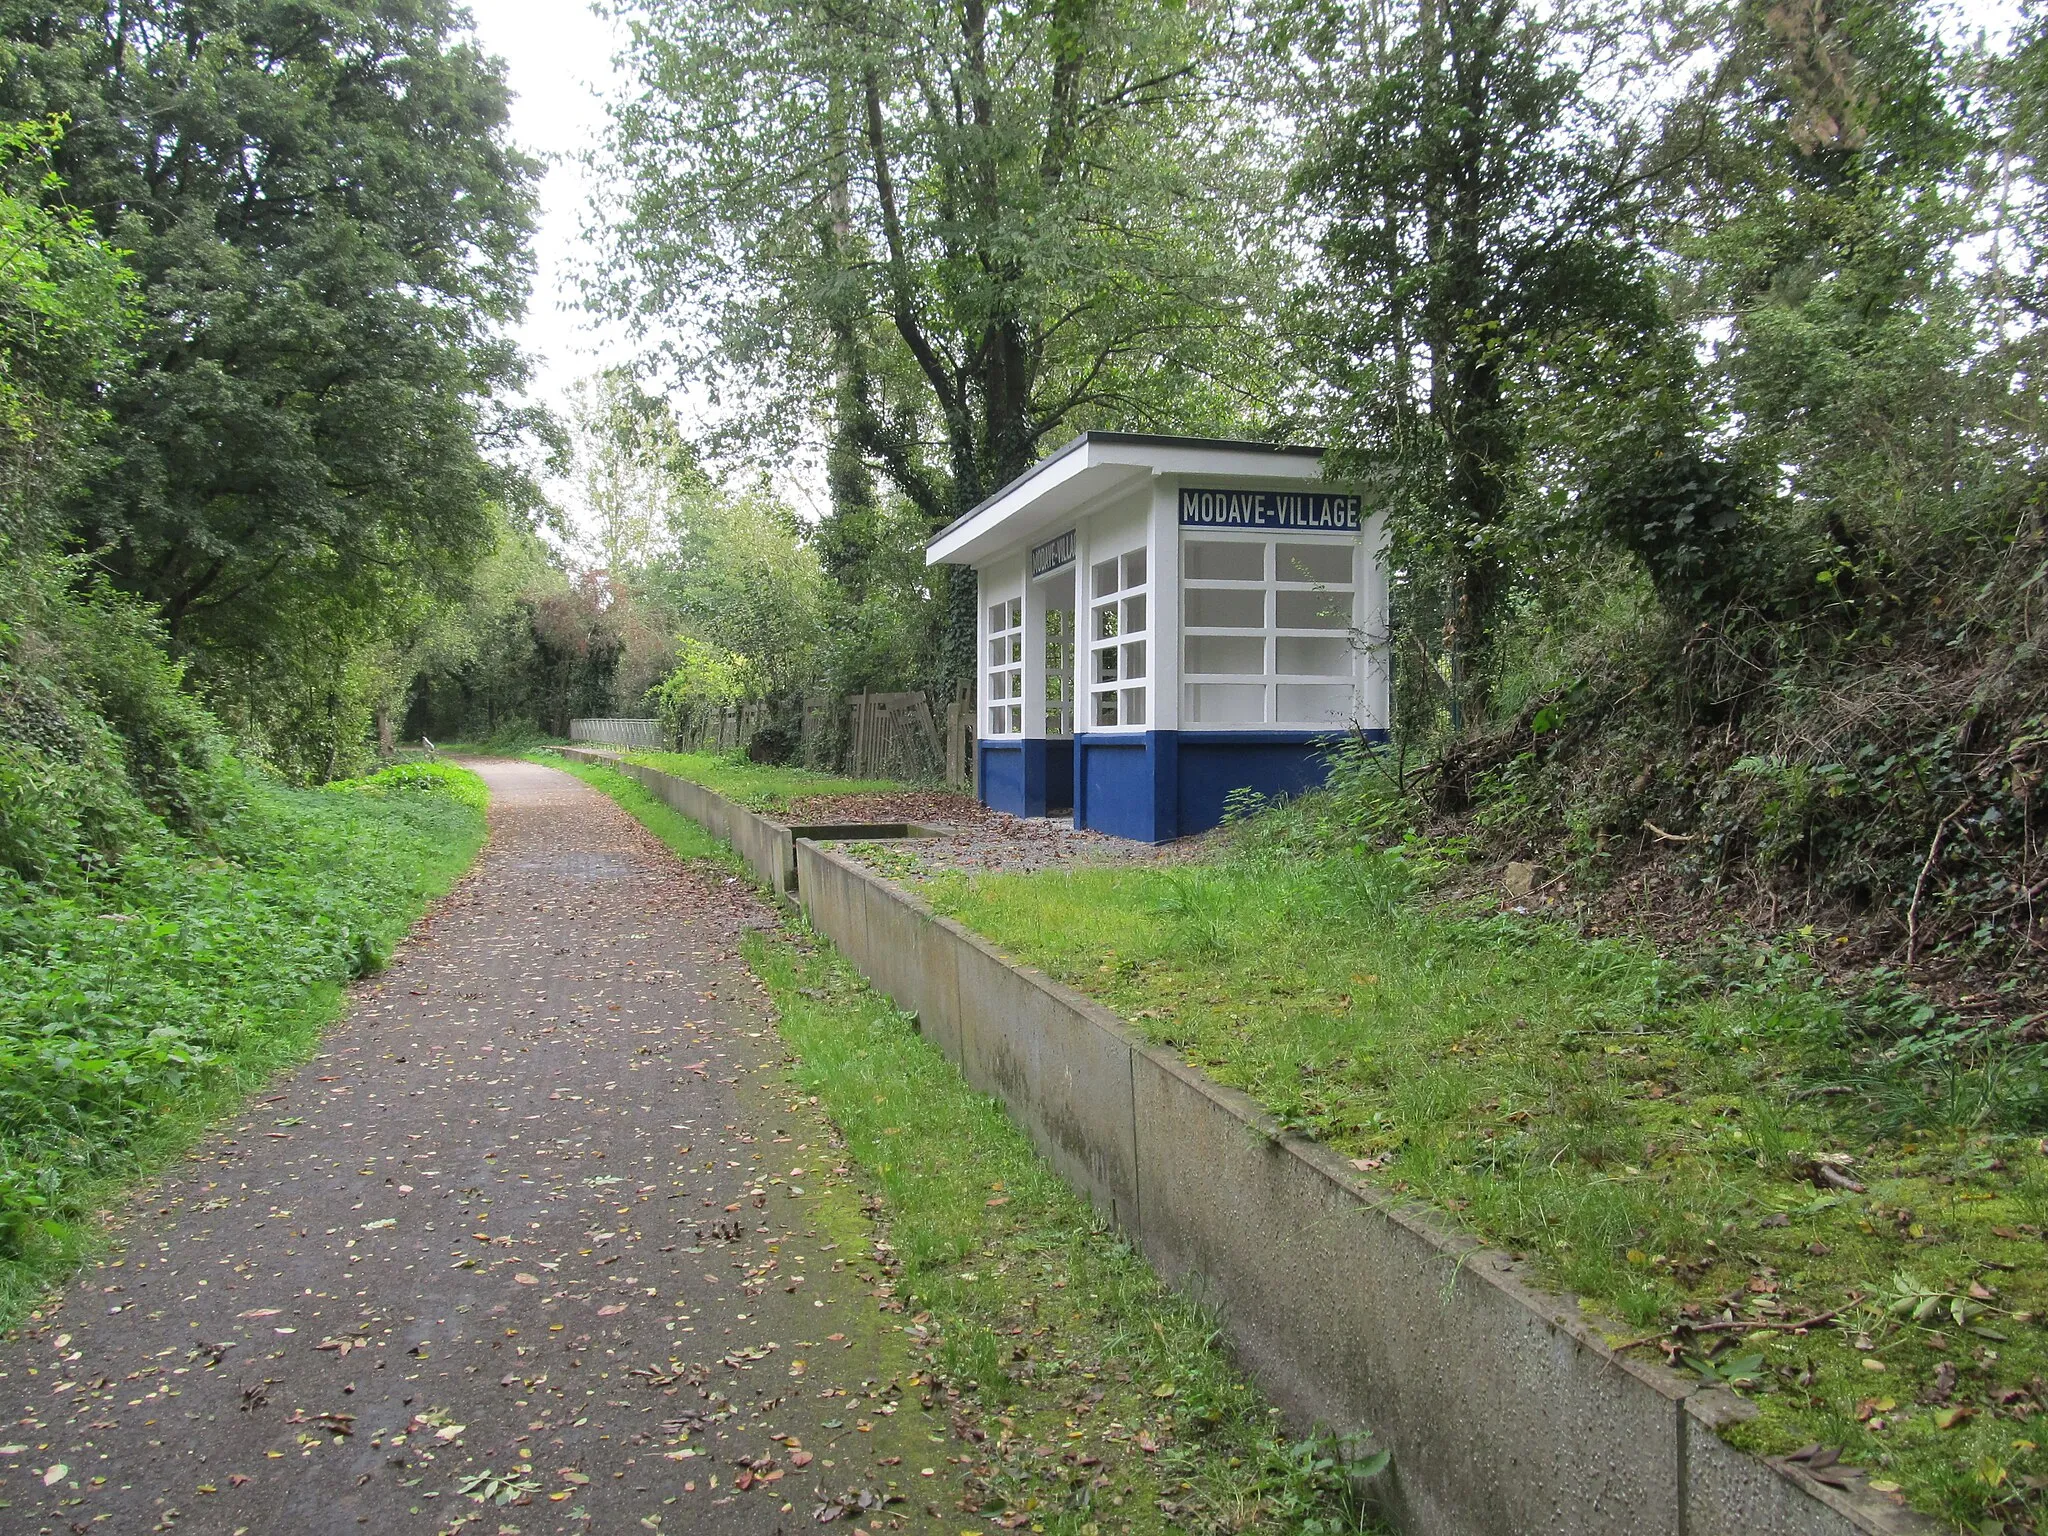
[806,794,1194,881]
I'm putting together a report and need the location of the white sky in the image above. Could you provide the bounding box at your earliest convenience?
[463,0,660,549]
[465,0,829,551]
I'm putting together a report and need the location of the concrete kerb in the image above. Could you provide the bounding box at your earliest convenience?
[559,751,1936,1536]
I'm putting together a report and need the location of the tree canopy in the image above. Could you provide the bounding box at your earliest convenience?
[0,0,541,772]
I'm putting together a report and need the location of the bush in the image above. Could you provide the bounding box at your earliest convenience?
[0,557,243,884]
[328,759,490,813]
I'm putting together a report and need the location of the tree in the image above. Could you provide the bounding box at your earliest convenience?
[0,115,132,554]
[1286,0,1676,726]
[648,480,825,703]
[0,0,541,764]
[566,367,704,576]
[598,0,1276,683]
[1660,0,1990,585]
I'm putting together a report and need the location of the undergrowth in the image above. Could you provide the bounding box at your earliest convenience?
[0,760,486,1319]
[1401,529,2048,1025]
[0,555,494,1315]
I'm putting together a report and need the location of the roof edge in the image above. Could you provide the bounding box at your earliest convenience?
[926,431,1324,550]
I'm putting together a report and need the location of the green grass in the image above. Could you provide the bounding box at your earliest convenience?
[923,843,2048,1530]
[0,761,487,1322]
[751,935,1386,1535]
[618,749,918,815]
[532,751,742,872]
[427,722,565,755]
[551,749,1386,1534]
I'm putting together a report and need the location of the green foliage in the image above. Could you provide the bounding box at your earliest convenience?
[648,635,760,740]
[1579,429,1759,618]
[0,554,237,884]
[1285,0,1670,724]
[0,1,542,771]
[325,758,488,814]
[405,546,638,748]
[0,115,135,552]
[0,763,484,1278]
[646,482,825,700]
[601,0,1281,687]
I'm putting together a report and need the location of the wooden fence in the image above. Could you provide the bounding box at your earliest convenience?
[575,690,976,790]
[672,703,767,755]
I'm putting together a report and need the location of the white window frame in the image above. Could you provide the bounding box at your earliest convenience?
[1181,531,1360,728]
[1042,599,1074,739]
[1085,546,1150,730]
[985,592,1025,737]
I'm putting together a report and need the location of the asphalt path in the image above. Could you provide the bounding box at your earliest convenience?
[0,758,970,1535]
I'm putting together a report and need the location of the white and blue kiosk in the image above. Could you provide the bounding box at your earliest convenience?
[927,433,1390,842]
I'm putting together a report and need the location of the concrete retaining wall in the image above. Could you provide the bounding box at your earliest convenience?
[789,839,1932,1536]
[556,748,1929,1536]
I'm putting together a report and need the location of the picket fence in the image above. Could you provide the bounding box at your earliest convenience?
[568,717,665,749]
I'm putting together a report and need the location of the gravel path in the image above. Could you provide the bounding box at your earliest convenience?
[0,759,972,1535]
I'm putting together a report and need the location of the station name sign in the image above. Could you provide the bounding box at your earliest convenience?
[1029,528,1076,577]
[1179,487,1362,532]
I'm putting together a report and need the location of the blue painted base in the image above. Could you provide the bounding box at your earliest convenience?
[976,739,1075,818]
[1069,729,1388,843]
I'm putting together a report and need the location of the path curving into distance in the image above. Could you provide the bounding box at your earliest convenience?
[0,758,969,1535]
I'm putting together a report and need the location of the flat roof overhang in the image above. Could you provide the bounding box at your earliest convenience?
[925,432,1326,567]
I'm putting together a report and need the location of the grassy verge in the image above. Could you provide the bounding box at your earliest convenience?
[532,750,743,872]
[0,761,488,1323]
[427,724,565,755]
[618,748,912,815]
[923,843,2048,1530]
[548,750,1386,1534]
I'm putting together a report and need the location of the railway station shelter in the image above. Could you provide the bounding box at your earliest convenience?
[927,432,1390,842]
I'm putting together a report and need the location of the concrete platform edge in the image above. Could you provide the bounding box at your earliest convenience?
[560,751,1933,1536]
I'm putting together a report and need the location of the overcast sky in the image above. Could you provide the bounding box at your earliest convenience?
[464,0,643,545]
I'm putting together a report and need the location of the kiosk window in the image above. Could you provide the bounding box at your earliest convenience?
[1044,606,1073,737]
[1087,548,1148,728]
[1183,535,1358,726]
[986,595,1024,736]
